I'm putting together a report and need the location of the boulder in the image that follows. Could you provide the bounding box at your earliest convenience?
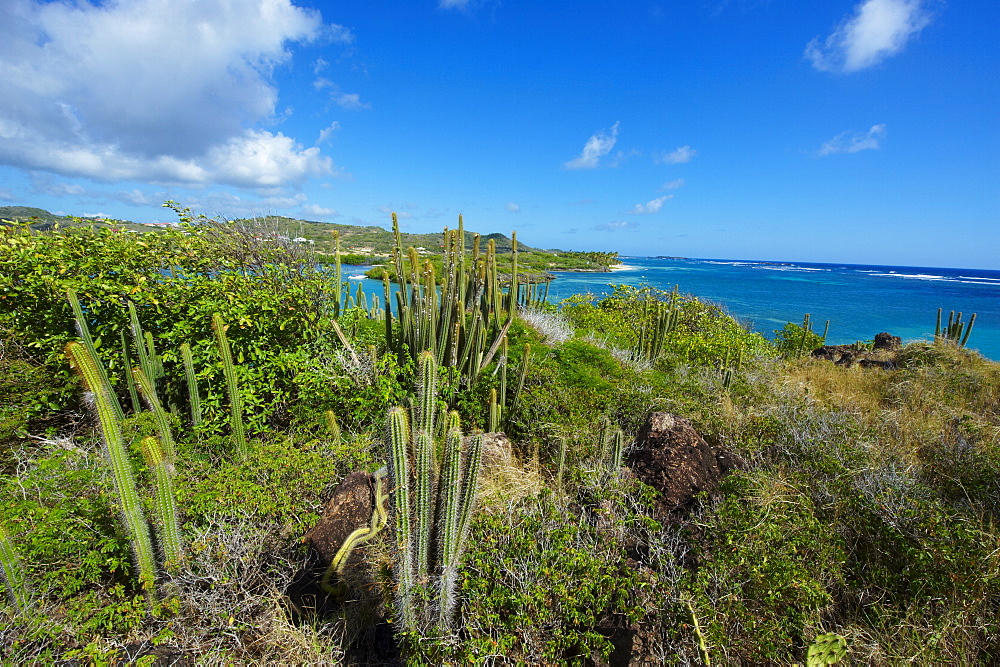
[627,412,743,516]
[303,470,376,570]
[873,332,902,350]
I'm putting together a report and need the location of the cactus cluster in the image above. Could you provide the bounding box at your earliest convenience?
[385,351,484,636]
[935,308,976,348]
[212,313,247,457]
[598,416,627,477]
[633,286,680,363]
[384,213,521,389]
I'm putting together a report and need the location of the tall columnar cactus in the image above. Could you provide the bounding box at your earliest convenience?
[0,522,30,611]
[935,308,977,348]
[384,351,484,637]
[179,342,202,429]
[384,213,515,390]
[66,342,158,599]
[139,436,182,568]
[133,367,177,461]
[634,286,679,363]
[211,314,247,456]
[67,289,124,422]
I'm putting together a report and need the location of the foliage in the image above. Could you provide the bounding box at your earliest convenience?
[457,493,647,664]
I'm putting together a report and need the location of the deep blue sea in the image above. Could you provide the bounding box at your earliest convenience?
[345,257,1000,361]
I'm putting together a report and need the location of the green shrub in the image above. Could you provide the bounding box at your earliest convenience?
[457,492,647,663]
[687,472,846,662]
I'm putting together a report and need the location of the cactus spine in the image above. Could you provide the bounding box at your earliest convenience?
[66,341,157,599]
[212,314,247,456]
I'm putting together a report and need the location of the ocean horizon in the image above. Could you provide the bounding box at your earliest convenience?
[346,255,1000,361]
[546,256,1000,361]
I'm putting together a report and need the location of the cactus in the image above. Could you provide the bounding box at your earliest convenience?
[0,522,30,610]
[935,308,977,348]
[212,314,247,457]
[67,289,124,421]
[325,409,342,446]
[633,286,679,363]
[179,342,202,429]
[66,341,157,600]
[383,351,484,637]
[807,632,847,665]
[555,437,567,493]
[139,436,182,568]
[384,213,517,390]
[133,367,177,461]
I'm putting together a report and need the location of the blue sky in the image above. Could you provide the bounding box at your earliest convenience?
[0,0,997,269]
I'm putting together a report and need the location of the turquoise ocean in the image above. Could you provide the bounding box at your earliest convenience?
[346,257,1000,361]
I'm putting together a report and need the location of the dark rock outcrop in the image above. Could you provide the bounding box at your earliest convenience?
[811,332,901,369]
[303,470,376,571]
[626,412,743,517]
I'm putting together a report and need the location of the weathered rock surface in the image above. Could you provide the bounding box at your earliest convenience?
[626,412,743,517]
[811,332,901,369]
[303,470,375,569]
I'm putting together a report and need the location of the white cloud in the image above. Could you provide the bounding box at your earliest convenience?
[592,220,638,231]
[314,78,371,110]
[302,203,339,217]
[659,178,685,191]
[564,122,621,170]
[806,0,932,73]
[0,0,336,188]
[818,124,887,155]
[505,201,521,213]
[630,195,673,215]
[656,146,697,165]
[317,122,341,146]
[609,148,641,168]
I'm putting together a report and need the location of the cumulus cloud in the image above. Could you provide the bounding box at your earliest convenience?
[659,178,685,191]
[630,195,673,215]
[505,201,520,213]
[564,122,621,170]
[317,121,341,146]
[656,146,697,165]
[302,203,339,217]
[818,124,887,155]
[0,0,337,188]
[806,0,932,73]
[592,220,638,231]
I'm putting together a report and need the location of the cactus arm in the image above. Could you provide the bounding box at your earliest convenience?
[66,342,157,599]
[0,522,30,610]
[212,314,247,457]
[385,406,416,633]
[133,367,176,461]
[179,342,202,428]
[139,436,182,568]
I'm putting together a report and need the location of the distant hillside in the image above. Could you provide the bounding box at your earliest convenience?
[2,207,619,273]
[0,206,72,224]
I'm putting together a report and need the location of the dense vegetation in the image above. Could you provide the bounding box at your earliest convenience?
[0,211,997,664]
